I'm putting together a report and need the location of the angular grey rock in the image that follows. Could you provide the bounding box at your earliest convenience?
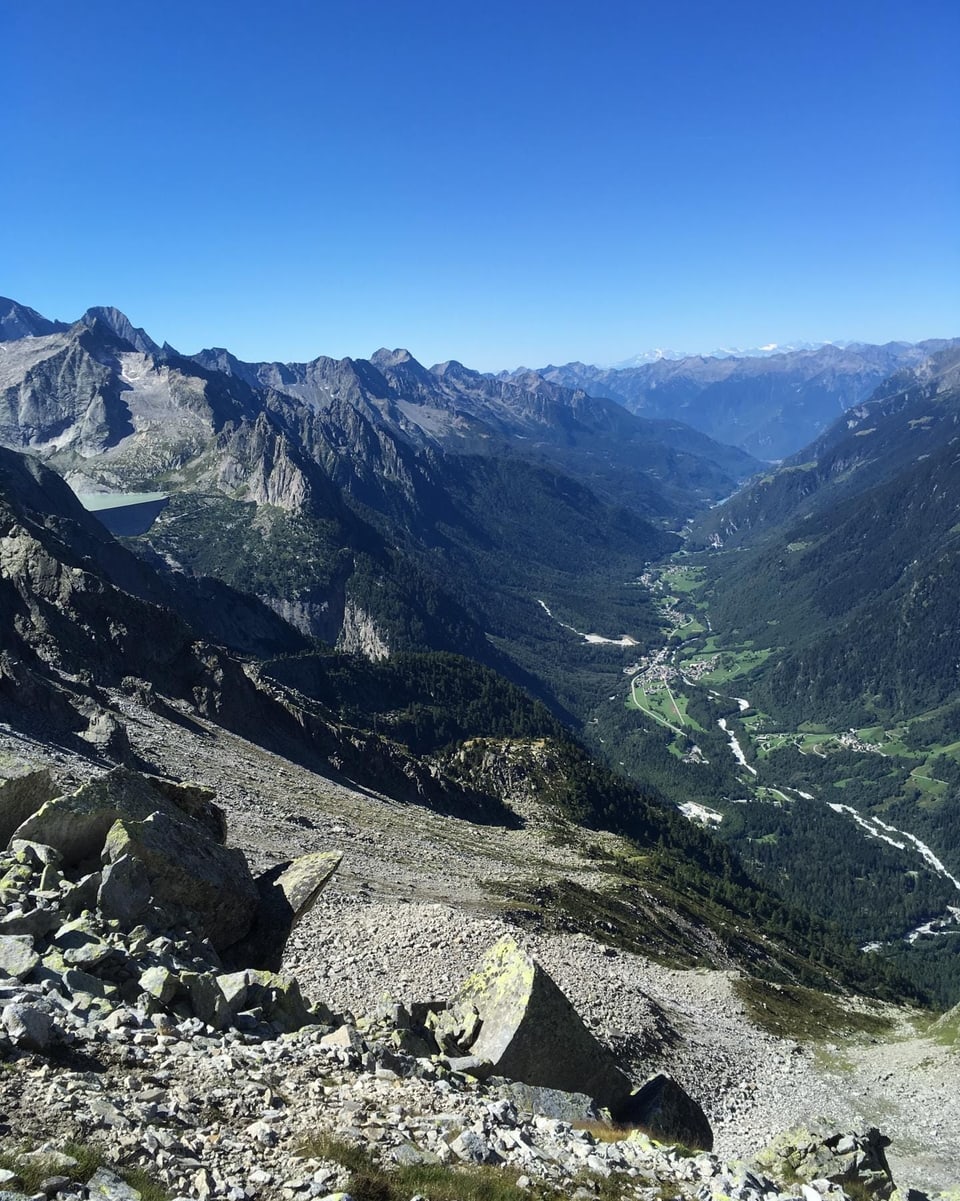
[79,707,132,762]
[0,907,60,938]
[449,1129,501,1165]
[10,767,195,867]
[139,965,182,1005]
[443,1054,494,1079]
[216,968,313,1031]
[18,1152,79,1173]
[754,1121,896,1199]
[2,1000,55,1050]
[61,871,102,915]
[0,769,58,845]
[181,971,231,1031]
[223,851,342,971]
[9,839,61,868]
[453,934,634,1116]
[144,776,227,844]
[620,1072,713,1151]
[490,1080,600,1122]
[0,934,40,980]
[428,998,482,1053]
[86,1167,142,1201]
[102,809,257,950]
[97,853,151,925]
[320,1024,366,1053]
[62,967,116,1002]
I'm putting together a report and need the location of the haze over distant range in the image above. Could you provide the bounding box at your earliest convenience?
[5,0,959,371]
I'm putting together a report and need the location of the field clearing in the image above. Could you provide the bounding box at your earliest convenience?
[752,730,838,757]
[699,646,772,683]
[675,616,707,637]
[627,680,705,732]
[907,772,949,798]
[661,566,706,594]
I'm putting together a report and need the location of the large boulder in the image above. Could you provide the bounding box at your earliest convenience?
[0,769,58,845]
[621,1073,713,1151]
[9,767,258,950]
[451,935,634,1116]
[490,1080,600,1122]
[102,810,257,951]
[10,767,198,867]
[224,850,342,971]
[144,776,227,844]
[0,934,40,981]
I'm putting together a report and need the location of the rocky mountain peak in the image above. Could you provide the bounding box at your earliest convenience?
[430,359,477,381]
[369,347,417,369]
[80,307,160,355]
[0,297,70,342]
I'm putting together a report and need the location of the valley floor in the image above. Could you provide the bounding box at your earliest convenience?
[1,698,957,1195]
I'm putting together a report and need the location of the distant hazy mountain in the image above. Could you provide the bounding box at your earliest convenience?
[514,341,958,460]
[606,341,848,369]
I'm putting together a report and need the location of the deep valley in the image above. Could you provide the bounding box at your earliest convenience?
[1,296,959,1201]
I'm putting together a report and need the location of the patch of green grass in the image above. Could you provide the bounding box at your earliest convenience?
[0,1143,168,1201]
[300,1133,374,1175]
[676,616,706,636]
[571,1119,628,1143]
[116,1166,170,1201]
[733,978,893,1043]
[299,1132,564,1201]
[661,567,706,594]
[699,647,772,684]
[927,1006,960,1046]
[627,682,703,732]
[907,773,948,797]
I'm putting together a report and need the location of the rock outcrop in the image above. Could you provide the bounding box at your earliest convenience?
[0,768,58,844]
[755,1122,896,1199]
[623,1072,714,1151]
[0,766,341,1036]
[226,850,344,971]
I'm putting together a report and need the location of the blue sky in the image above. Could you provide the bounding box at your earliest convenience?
[4,0,958,370]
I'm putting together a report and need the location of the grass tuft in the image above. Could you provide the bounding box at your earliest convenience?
[0,1142,169,1201]
[299,1130,596,1201]
[733,977,893,1042]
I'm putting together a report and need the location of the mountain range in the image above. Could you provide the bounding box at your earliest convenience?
[0,299,893,1006]
[519,340,957,460]
[0,297,759,718]
[3,295,960,1009]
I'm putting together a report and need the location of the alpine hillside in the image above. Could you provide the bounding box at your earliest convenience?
[585,345,960,1006]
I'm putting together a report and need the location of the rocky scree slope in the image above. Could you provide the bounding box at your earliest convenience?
[0,761,939,1201]
[0,434,882,1001]
[0,444,529,821]
[0,434,933,1023]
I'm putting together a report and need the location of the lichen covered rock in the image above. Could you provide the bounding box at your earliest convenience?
[754,1120,896,1199]
[102,809,257,951]
[452,934,635,1116]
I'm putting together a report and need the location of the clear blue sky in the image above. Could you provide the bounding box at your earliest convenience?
[4,0,958,370]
